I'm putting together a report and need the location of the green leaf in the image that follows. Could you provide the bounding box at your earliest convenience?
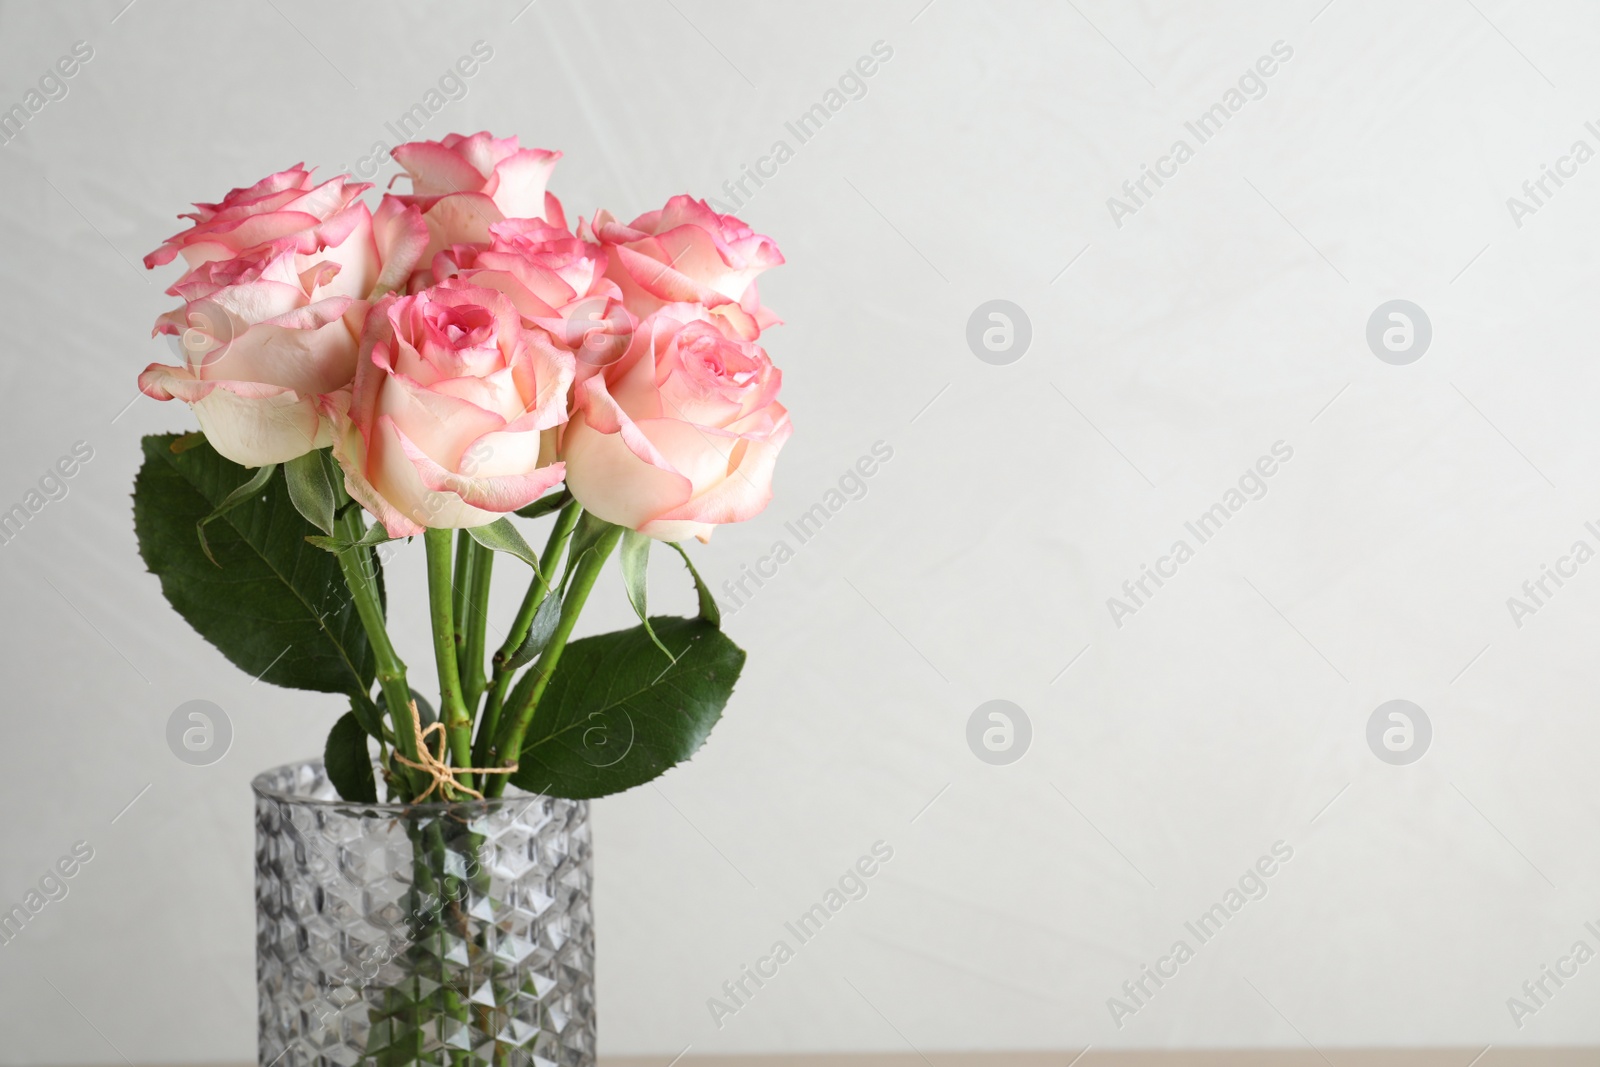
[466,517,542,573]
[324,711,377,803]
[284,450,336,536]
[667,541,722,627]
[196,462,276,567]
[349,692,387,741]
[509,616,746,799]
[134,434,378,698]
[410,688,437,729]
[620,529,671,658]
[305,524,396,554]
[562,511,614,581]
[620,529,650,617]
[514,489,572,520]
[503,659,541,728]
[505,588,563,670]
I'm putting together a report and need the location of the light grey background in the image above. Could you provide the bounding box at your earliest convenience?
[1,0,1598,1060]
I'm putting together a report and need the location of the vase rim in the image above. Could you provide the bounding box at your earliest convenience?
[250,757,569,814]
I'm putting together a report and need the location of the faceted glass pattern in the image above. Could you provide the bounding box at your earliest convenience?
[254,761,595,1066]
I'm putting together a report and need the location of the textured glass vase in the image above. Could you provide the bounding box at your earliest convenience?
[253,760,596,1066]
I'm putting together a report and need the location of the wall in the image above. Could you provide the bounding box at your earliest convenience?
[1,0,1599,1060]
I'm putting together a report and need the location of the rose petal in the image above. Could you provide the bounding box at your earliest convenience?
[561,407,693,532]
[372,196,430,296]
[391,417,565,520]
[393,141,491,196]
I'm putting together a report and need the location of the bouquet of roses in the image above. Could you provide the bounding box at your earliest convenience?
[132,132,791,805]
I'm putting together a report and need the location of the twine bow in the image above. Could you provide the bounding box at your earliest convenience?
[391,701,517,802]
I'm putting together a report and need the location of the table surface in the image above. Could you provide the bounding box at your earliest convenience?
[601,1053,1596,1066]
[120,1054,1600,1067]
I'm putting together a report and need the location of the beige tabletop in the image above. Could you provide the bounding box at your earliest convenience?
[128,1054,1598,1066]
[604,1052,1595,1066]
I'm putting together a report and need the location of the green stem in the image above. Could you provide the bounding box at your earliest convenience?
[451,529,472,640]
[423,528,475,795]
[472,502,581,767]
[332,505,422,795]
[460,538,493,715]
[485,523,622,798]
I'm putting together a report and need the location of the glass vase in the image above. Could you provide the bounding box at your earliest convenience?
[253,760,596,1066]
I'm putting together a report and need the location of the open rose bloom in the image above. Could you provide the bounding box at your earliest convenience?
[139,134,790,541]
[563,306,791,542]
[137,165,429,466]
[138,243,374,465]
[330,282,573,536]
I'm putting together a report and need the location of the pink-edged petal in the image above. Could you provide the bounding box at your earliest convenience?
[429,365,525,422]
[472,252,577,309]
[487,148,559,220]
[191,209,327,255]
[203,278,307,325]
[544,191,567,232]
[601,319,672,421]
[372,196,429,296]
[612,242,720,305]
[328,405,425,538]
[446,131,520,178]
[459,266,563,322]
[420,193,504,258]
[307,206,378,301]
[709,302,762,341]
[461,423,548,479]
[259,295,354,331]
[561,406,693,532]
[393,141,490,195]
[376,368,506,469]
[287,177,368,226]
[197,317,359,395]
[632,417,741,497]
[649,417,792,530]
[137,363,215,403]
[508,329,575,431]
[390,417,565,518]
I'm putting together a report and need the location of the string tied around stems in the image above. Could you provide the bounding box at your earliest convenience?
[391,701,517,802]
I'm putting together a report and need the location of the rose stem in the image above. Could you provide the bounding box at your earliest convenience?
[423,527,475,795]
[472,501,582,767]
[332,501,423,797]
[484,522,622,798]
[451,531,473,663]
[459,539,493,715]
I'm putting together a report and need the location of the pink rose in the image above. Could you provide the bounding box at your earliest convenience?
[330,281,573,536]
[144,165,380,303]
[562,305,791,542]
[390,132,563,264]
[138,166,429,466]
[433,217,635,379]
[586,195,783,338]
[137,245,361,466]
